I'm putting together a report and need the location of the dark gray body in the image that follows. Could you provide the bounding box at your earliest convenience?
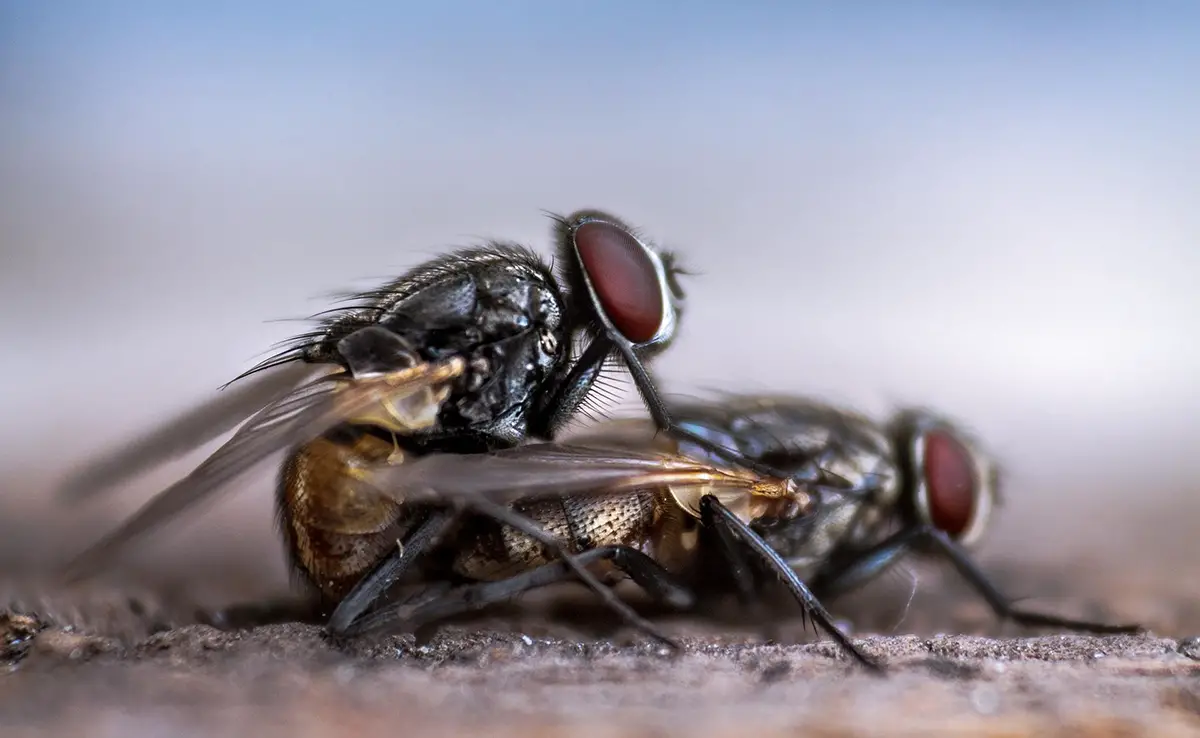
[665,395,904,579]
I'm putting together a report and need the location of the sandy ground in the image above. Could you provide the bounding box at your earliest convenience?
[2,536,1199,738]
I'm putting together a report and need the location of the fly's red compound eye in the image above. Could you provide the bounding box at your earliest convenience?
[922,429,977,538]
[573,220,666,345]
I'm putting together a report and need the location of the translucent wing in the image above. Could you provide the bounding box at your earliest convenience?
[357,441,800,512]
[60,356,466,583]
[57,362,323,502]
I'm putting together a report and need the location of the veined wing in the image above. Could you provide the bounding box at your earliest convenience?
[57,362,323,502]
[60,356,466,583]
[356,442,805,517]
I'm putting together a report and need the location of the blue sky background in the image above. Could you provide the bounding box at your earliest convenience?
[2,2,1197,581]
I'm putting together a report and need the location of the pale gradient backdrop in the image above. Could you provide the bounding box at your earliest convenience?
[2,3,1197,599]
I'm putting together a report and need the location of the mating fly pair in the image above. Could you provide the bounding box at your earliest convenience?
[56,209,1142,674]
[56,209,876,668]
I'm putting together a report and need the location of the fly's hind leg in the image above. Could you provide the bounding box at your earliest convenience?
[340,545,695,638]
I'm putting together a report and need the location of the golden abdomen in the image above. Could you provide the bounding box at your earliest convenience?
[277,429,417,601]
[449,489,692,582]
[278,432,702,601]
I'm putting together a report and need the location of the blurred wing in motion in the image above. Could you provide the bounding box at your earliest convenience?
[56,362,323,502]
[357,442,802,515]
[59,357,466,583]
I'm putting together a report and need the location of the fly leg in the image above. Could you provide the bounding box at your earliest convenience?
[700,495,883,673]
[807,525,1146,635]
[342,545,695,637]
[435,495,683,649]
[527,336,610,439]
[529,334,857,499]
[325,508,458,637]
[699,508,787,640]
[705,515,761,606]
[527,331,777,474]
[612,335,798,480]
[203,510,458,634]
[611,339,863,497]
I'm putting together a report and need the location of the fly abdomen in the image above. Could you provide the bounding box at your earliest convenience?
[277,429,420,601]
[449,490,661,582]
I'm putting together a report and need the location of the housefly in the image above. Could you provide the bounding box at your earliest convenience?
[53,210,824,648]
[564,394,1146,638]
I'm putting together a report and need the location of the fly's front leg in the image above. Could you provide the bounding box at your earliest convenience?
[699,503,789,642]
[611,340,866,501]
[808,525,1146,635]
[528,337,610,440]
[701,495,883,673]
[706,519,759,606]
[530,331,791,481]
[531,330,846,498]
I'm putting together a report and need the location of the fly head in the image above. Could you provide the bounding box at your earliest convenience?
[889,409,998,548]
[553,210,687,359]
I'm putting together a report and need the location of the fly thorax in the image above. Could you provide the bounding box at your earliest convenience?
[449,329,550,425]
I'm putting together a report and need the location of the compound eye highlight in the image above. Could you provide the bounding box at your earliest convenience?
[573,220,667,345]
[922,429,977,538]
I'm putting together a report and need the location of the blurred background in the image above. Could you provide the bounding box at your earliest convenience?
[1,2,1197,609]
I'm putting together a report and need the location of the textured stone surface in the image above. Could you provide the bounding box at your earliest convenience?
[2,554,1199,738]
